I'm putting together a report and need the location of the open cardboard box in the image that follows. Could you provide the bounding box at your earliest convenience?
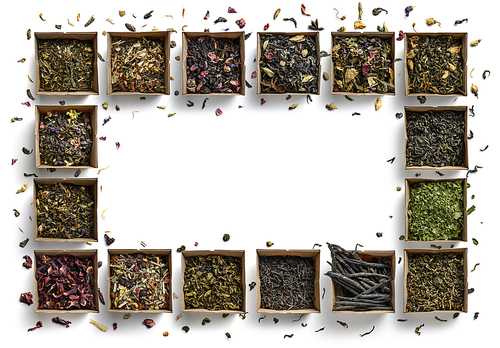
[257,32,321,95]
[182,31,246,96]
[330,31,396,96]
[330,250,396,314]
[108,249,172,313]
[107,31,171,95]
[33,177,98,243]
[33,249,99,313]
[34,32,99,95]
[256,249,321,314]
[403,248,468,313]
[405,177,467,242]
[404,106,469,171]
[35,105,98,169]
[181,249,246,314]
[404,32,468,96]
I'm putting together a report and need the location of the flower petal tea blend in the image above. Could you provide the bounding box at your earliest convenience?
[258,33,320,95]
[183,32,245,95]
[331,32,395,95]
[34,251,98,312]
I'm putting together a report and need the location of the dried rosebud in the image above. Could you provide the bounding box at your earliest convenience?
[143,319,156,328]
[397,30,404,41]
[235,18,246,29]
[203,11,210,20]
[228,7,237,13]
[215,108,223,116]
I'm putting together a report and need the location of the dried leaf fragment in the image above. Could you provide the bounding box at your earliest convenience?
[375,97,382,111]
[470,39,481,46]
[290,34,305,42]
[16,183,29,194]
[471,83,478,98]
[354,21,366,29]
[90,319,108,332]
[273,9,281,20]
[39,13,46,21]
[325,103,338,110]
[289,103,299,110]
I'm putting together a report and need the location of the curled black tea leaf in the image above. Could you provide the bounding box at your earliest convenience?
[360,326,375,337]
[283,18,297,28]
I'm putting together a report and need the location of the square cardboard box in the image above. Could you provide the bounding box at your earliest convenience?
[330,31,396,95]
[404,106,468,170]
[34,249,99,313]
[107,31,171,95]
[182,31,246,95]
[35,105,98,169]
[256,249,321,314]
[404,32,468,96]
[33,178,98,242]
[108,249,172,313]
[257,32,321,95]
[34,32,99,95]
[330,250,396,313]
[405,178,467,242]
[403,248,468,313]
[181,250,246,314]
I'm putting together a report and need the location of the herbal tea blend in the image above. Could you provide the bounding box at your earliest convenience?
[259,33,319,94]
[183,255,243,311]
[185,35,242,94]
[111,36,166,93]
[325,244,394,312]
[407,180,464,241]
[407,35,465,95]
[406,109,466,168]
[109,253,170,311]
[35,254,96,310]
[259,255,316,311]
[39,109,93,166]
[36,182,95,239]
[38,38,95,92]
[406,252,465,312]
[331,35,394,94]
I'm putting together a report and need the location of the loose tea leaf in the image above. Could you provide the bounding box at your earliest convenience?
[406,252,464,312]
[406,109,466,168]
[407,35,464,95]
[183,255,243,311]
[331,35,394,94]
[259,255,316,310]
[38,38,94,92]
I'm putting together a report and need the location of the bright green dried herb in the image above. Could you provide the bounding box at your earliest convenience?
[407,180,464,241]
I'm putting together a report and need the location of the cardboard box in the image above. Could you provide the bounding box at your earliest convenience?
[107,31,171,95]
[403,248,468,313]
[33,249,99,313]
[405,178,467,242]
[34,32,99,95]
[33,178,98,242]
[35,105,98,169]
[182,32,246,95]
[330,250,395,313]
[107,249,172,313]
[256,249,321,314]
[404,106,469,170]
[181,250,246,314]
[404,32,468,96]
[257,32,321,95]
[330,31,396,96]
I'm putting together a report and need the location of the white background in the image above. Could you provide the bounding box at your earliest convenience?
[2,0,498,346]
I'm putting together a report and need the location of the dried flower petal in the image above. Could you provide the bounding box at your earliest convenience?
[143,319,156,328]
[215,108,223,116]
[20,292,33,305]
[235,18,246,29]
[28,321,43,332]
